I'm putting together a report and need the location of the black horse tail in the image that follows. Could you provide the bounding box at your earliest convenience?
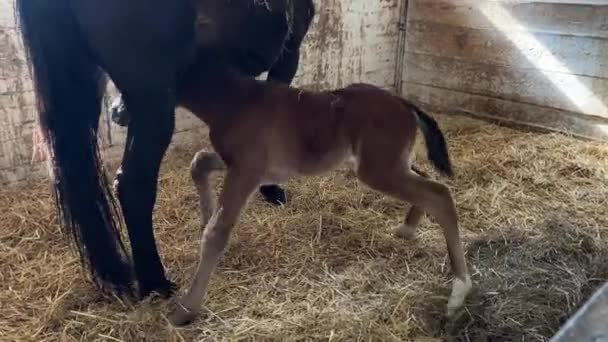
[410,102,454,178]
[16,0,134,295]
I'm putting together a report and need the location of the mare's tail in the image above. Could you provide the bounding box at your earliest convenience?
[16,0,134,295]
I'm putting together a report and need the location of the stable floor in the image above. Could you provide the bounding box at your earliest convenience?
[1,114,607,341]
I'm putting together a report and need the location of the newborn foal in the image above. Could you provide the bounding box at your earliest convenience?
[168,53,472,325]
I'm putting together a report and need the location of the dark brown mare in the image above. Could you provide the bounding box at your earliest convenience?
[16,0,313,300]
[110,0,316,206]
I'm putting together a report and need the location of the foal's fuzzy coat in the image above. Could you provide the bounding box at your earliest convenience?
[168,54,472,325]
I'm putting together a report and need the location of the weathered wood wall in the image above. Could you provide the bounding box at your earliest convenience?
[0,0,401,185]
[401,0,608,140]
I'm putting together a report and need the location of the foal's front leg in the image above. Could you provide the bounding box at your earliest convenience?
[169,167,260,326]
[190,151,225,225]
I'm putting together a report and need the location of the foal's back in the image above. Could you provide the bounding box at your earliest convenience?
[245,82,420,176]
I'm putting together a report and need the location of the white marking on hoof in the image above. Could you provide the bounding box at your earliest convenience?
[393,224,416,240]
[112,179,119,194]
[447,274,472,317]
[112,168,123,194]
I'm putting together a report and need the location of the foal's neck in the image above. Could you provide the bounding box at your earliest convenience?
[177,56,261,128]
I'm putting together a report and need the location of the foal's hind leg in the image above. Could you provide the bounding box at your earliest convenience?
[358,165,471,317]
[393,166,429,240]
[169,166,261,326]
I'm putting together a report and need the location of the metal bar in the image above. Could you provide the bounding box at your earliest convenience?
[551,282,608,342]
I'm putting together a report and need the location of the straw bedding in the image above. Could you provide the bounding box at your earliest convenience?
[1,114,607,341]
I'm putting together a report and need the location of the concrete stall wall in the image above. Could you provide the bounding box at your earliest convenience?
[400,0,608,141]
[0,0,402,185]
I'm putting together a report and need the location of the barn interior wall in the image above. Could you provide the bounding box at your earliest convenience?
[401,0,608,141]
[0,0,401,185]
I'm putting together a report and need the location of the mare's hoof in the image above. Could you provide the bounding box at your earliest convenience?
[393,224,416,240]
[139,279,177,299]
[168,301,198,326]
[259,184,287,206]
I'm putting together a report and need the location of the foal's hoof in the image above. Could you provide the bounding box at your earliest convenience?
[446,275,472,318]
[168,301,198,326]
[393,224,416,240]
[259,185,287,206]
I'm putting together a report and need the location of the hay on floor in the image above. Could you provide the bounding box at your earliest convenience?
[1,114,607,341]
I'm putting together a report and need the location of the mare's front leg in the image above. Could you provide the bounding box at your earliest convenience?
[116,90,177,298]
[169,166,261,326]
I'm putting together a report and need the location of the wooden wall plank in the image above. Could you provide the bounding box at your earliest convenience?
[402,0,608,140]
[294,0,399,90]
[403,82,608,141]
[0,94,34,142]
[0,0,15,29]
[0,163,46,186]
[403,52,608,119]
[405,19,608,79]
[410,0,608,38]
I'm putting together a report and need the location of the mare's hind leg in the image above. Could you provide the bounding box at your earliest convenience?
[393,166,429,240]
[73,0,197,298]
[259,185,287,206]
[169,166,261,326]
[116,91,178,298]
[256,49,298,205]
[357,162,471,317]
[258,12,312,207]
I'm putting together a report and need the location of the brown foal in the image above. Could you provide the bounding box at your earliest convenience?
[167,52,472,325]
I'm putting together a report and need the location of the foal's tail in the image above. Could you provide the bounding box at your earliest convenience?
[410,103,454,177]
